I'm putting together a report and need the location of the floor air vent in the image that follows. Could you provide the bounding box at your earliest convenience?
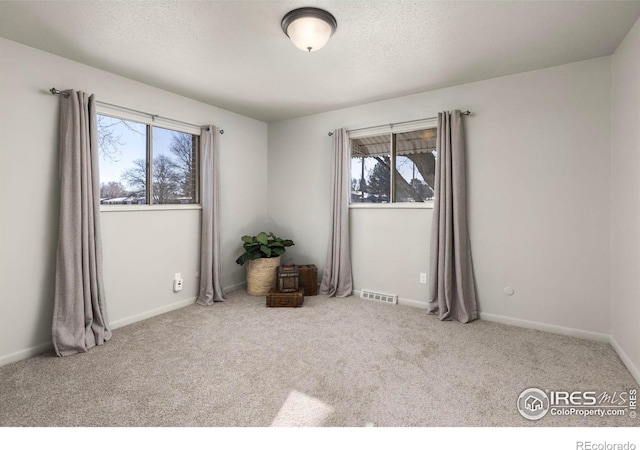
[360,289,398,305]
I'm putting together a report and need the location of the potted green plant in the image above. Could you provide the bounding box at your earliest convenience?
[236,232,294,295]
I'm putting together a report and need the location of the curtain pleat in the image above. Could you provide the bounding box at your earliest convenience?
[197,126,226,305]
[319,129,353,297]
[52,91,111,356]
[428,110,478,323]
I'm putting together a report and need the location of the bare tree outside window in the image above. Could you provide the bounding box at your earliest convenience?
[97,115,146,204]
[152,154,183,204]
[97,114,199,206]
[119,159,147,199]
[153,127,199,204]
[99,181,128,199]
[97,115,144,163]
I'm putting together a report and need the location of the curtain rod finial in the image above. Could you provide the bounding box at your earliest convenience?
[50,87,70,98]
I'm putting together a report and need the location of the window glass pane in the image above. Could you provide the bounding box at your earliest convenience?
[97,115,147,205]
[351,135,391,203]
[394,128,436,203]
[152,127,199,205]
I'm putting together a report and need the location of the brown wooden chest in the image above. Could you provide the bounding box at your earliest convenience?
[277,264,299,293]
[266,288,304,307]
[298,264,318,296]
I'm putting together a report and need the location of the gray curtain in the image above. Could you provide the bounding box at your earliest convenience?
[52,91,112,356]
[428,110,478,323]
[197,126,226,305]
[319,129,353,297]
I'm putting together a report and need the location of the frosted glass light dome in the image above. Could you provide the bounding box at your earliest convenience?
[281,8,337,53]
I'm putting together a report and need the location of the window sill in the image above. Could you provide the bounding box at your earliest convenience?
[100,204,202,212]
[349,202,434,210]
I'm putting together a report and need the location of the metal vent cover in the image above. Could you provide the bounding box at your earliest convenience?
[360,289,398,305]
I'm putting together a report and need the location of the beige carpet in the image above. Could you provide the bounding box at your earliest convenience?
[0,290,637,427]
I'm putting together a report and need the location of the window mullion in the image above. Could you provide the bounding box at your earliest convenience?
[390,132,396,203]
[147,125,153,205]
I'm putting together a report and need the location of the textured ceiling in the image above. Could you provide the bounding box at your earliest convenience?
[1,1,639,122]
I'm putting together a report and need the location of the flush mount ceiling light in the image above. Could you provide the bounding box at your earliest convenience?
[281,7,337,52]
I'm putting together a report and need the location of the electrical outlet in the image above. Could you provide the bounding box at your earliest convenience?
[419,273,427,284]
[173,273,183,292]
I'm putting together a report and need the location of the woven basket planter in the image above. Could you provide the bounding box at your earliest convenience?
[246,256,281,296]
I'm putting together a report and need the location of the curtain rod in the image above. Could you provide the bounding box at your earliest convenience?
[50,88,224,134]
[327,111,471,136]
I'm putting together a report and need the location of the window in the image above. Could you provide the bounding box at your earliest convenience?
[350,127,436,205]
[97,114,199,206]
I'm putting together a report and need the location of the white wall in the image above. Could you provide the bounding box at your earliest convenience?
[0,35,622,367]
[611,17,640,381]
[268,57,611,336]
[0,38,268,364]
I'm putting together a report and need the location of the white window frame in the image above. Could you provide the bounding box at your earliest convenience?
[96,103,202,212]
[348,118,437,209]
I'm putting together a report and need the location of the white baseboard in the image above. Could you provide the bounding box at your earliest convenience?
[109,296,198,330]
[372,295,639,384]
[0,296,197,367]
[479,312,610,343]
[610,335,640,387]
[397,297,430,310]
[3,286,638,389]
[224,281,247,293]
[0,282,244,367]
[0,342,53,367]
[362,293,610,344]
[110,281,246,330]
[1,295,199,365]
